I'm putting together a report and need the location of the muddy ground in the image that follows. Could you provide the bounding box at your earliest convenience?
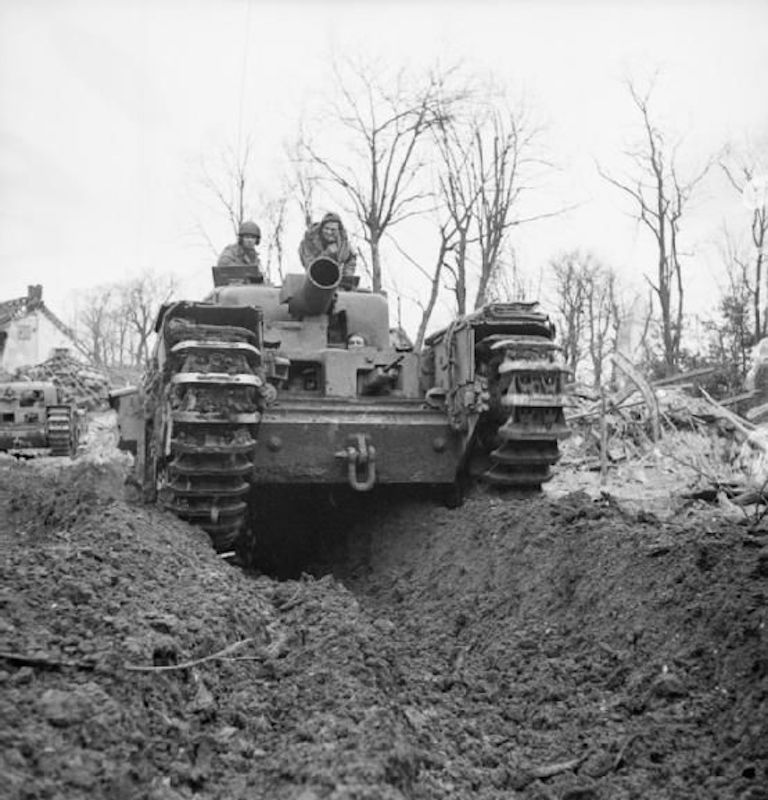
[0,414,766,800]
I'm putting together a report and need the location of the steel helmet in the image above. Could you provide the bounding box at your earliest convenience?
[238,220,261,243]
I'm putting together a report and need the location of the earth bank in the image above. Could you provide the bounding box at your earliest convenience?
[0,415,766,800]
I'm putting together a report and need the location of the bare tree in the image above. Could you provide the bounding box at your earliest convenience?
[432,91,569,324]
[75,272,177,368]
[199,138,259,237]
[584,266,617,387]
[383,229,452,351]
[408,89,561,344]
[432,105,480,316]
[286,130,318,229]
[303,57,459,292]
[121,271,178,366]
[720,147,768,339]
[550,252,588,377]
[413,224,456,351]
[550,250,623,386]
[704,249,753,381]
[77,287,114,367]
[479,243,542,305]
[195,135,298,276]
[598,77,711,376]
[260,193,290,284]
[105,305,132,367]
[486,246,529,303]
[473,108,550,310]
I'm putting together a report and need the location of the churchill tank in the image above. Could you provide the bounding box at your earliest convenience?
[0,381,79,458]
[112,258,570,555]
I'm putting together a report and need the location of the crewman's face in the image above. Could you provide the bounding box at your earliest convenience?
[321,222,340,243]
[241,235,258,249]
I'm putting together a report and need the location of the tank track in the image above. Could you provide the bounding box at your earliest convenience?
[479,334,569,488]
[157,322,264,552]
[47,407,76,457]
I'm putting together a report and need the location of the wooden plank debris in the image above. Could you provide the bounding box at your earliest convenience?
[564,352,768,512]
[610,352,660,441]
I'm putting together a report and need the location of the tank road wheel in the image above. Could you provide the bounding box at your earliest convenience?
[157,328,264,553]
[47,406,77,457]
[478,335,569,490]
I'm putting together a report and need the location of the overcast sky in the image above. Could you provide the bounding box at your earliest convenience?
[1,0,767,336]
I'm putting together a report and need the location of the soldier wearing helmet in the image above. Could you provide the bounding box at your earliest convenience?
[217,220,264,282]
[299,212,357,285]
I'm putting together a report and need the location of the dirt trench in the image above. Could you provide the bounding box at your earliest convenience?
[0,413,766,800]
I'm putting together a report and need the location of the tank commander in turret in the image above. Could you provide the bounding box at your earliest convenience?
[299,212,358,288]
[216,220,264,283]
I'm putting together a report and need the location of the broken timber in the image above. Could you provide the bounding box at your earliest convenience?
[610,351,660,441]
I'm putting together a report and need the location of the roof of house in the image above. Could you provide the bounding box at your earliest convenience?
[0,291,89,358]
[0,297,27,328]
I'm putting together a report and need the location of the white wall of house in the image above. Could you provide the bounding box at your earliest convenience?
[0,310,79,371]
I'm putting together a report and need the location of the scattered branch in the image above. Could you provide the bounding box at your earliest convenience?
[0,651,95,671]
[124,638,261,673]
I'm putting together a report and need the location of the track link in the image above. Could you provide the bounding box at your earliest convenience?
[158,331,264,551]
[481,335,570,488]
[47,407,76,457]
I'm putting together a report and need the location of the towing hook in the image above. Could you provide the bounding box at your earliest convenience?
[335,434,377,492]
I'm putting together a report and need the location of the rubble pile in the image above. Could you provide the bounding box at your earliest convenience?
[567,387,712,465]
[565,369,768,513]
[14,349,110,410]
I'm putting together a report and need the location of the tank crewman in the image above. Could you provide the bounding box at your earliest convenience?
[217,220,264,282]
[347,332,366,349]
[299,212,357,282]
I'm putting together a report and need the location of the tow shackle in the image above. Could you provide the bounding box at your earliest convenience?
[335,433,376,492]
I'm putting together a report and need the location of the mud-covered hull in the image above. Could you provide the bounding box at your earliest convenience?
[113,271,570,558]
[253,399,462,485]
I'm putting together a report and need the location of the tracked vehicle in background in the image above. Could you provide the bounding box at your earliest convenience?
[112,258,569,554]
[0,381,79,458]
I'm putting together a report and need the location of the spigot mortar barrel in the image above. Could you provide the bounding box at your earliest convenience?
[288,257,342,317]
